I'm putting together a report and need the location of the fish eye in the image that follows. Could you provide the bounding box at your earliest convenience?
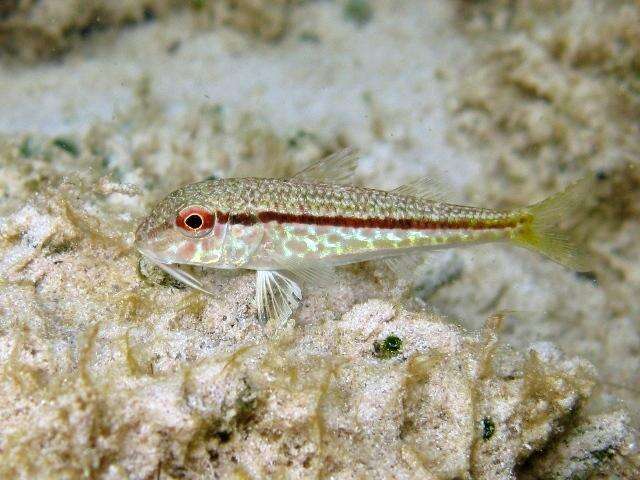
[176,206,214,237]
[185,214,203,229]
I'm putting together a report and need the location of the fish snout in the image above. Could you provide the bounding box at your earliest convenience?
[134,216,152,250]
[134,215,168,253]
[134,216,179,265]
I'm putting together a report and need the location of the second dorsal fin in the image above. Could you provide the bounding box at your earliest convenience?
[290,148,360,185]
[391,176,450,202]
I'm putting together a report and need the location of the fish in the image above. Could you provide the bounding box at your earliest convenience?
[135,149,591,329]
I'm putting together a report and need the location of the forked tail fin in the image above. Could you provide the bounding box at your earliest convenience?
[512,176,594,272]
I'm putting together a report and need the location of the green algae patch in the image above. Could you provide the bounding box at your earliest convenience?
[191,0,207,10]
[344,0,373,26]
[19,137,36,158]
[52,137,79,157]
[373,334,402,359]
[298,31,320,43]
[481,417,495,440]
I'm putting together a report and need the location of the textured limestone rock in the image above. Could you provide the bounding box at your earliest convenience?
[453,0,639,204]
[0,0,176,60]
[0,1,638,476]
[448,0,640,431]
[0,144,632,476]
[521,411,638,479]
[0,216,601,479]
[0,0,293,60]
[0,111,626,477]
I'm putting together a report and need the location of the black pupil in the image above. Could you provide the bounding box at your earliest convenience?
[185,214,203,229]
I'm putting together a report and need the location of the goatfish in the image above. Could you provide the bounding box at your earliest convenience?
[135,149,591,328]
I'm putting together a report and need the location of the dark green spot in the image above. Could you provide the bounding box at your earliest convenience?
[384,335,402,351]
[373,334,403,359]
[52,137,79,157]
[47,240,75,255]
[215,430,232,443]
[287,129,308,147]
[575,270,597,283]
[299,31,320,43]
[191,0,206,10]
[143,7,155,21]
[344,0,373,26]
[481,417,495,440]
[24,178,42,192]
[19,137,35,158]
[206,104,225,133]
[167,40,181,54]
[592,447,614,463]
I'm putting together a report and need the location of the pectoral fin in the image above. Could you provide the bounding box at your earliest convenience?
[256,270,302,329]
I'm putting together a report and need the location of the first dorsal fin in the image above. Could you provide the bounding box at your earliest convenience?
[391,176,451,202]
[290,148,360,185]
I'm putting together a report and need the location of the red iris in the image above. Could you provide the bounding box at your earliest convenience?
[176,206,214,236]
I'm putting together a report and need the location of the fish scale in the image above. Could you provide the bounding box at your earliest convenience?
[157,177,512,225]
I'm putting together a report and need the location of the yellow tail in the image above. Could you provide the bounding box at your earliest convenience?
[513,177,593,272]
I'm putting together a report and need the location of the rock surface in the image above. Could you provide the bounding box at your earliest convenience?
[0,208,603,479]
[0,0,639,478]
[0,0,293,60]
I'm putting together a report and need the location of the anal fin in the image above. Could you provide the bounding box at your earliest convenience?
[272,257,334,286]
[382,253,430,280]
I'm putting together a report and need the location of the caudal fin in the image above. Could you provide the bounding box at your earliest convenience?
[512,176,594,272]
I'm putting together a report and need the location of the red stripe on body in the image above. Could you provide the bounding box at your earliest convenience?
[220,211,519,230]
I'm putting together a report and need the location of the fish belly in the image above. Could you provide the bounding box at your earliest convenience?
[246,221,510,268]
